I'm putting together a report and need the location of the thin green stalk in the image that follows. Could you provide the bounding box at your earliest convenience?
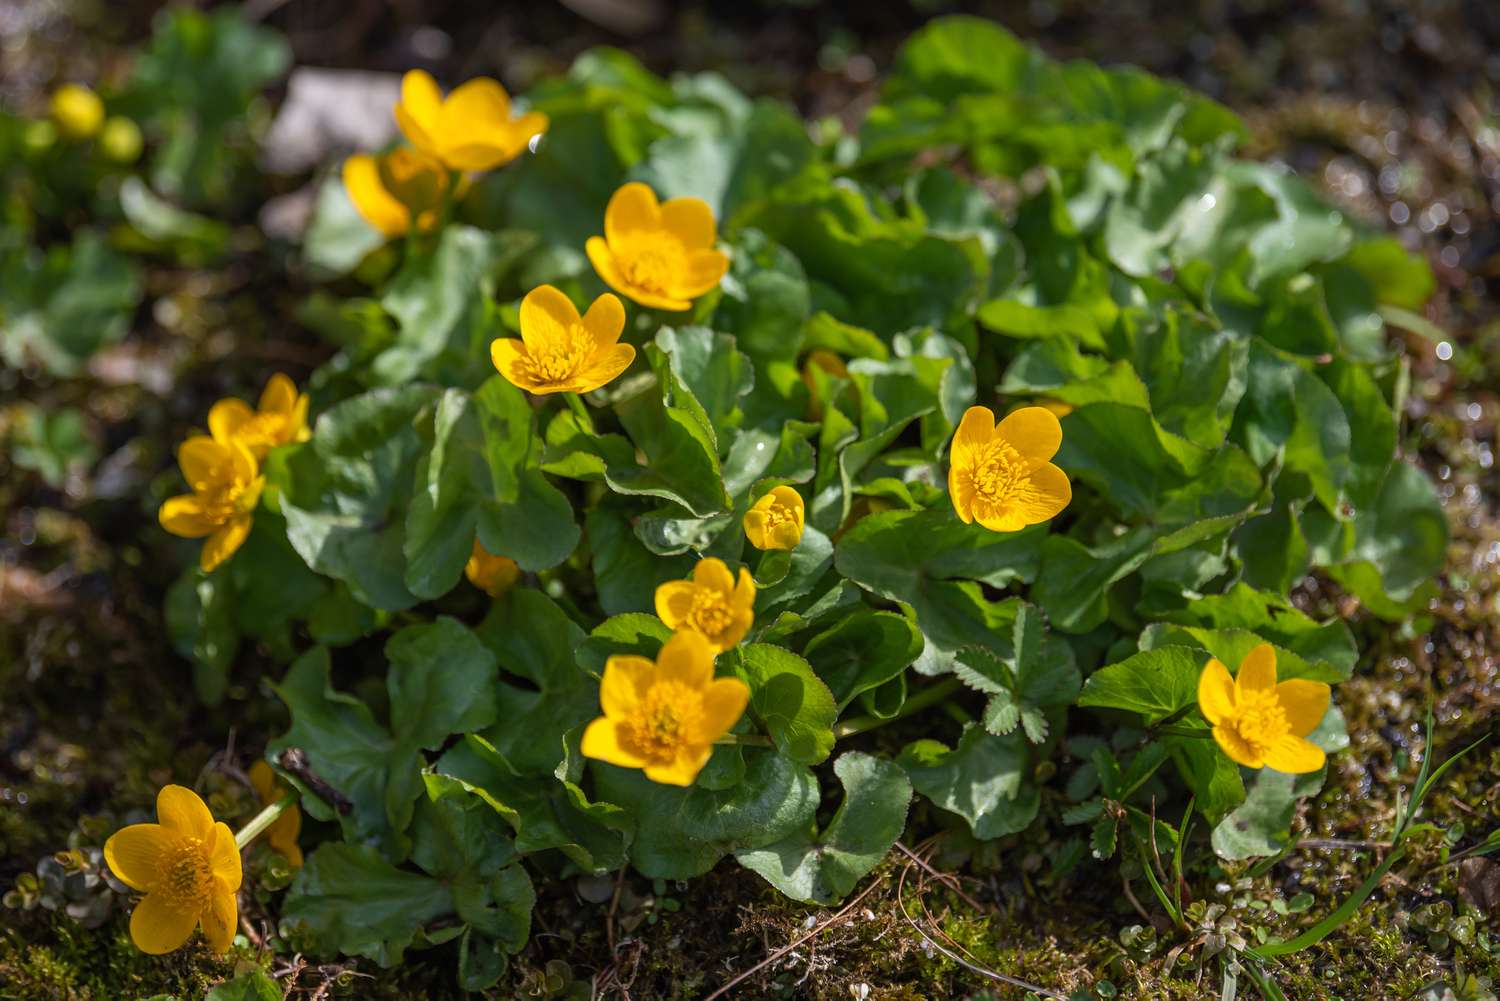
[1248,844,1407,958]
[714,733,773,748]
[1156,725,1213,740]
[562,392,595,432]
[234,793,297,852]
[834,677,963,739]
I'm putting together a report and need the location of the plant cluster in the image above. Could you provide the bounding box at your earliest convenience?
[5,9,1487,997]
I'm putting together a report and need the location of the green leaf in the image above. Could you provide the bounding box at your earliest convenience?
[1076,646,1205,725]
[714,229,812,364]
[594,748,820,879]
[586,505,696,616]
[898,725,1039,839]
[283,385,438,611]
[118,176,231,264]
[301,172,387,279]
[609,347,729,516]
[387,618,500,745]
[436,734,629,875]
[1033,526,1160,634]
[736,752,912,904]
[0,230,142,376]
[204,970,281,1001]
[412,774,517,881]
[11,405,97,486]
[736,644,838,765]
[282,843,454,967]
[1339,460,1447,603]
[655,326,754,434]
[802,610,922,711]
[1211,769,1305,860]
[378,225,534,386]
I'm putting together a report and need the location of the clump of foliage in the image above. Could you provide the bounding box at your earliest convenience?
[5,9,1485,999]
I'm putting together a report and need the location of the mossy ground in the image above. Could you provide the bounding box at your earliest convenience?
[3,2,1497,998]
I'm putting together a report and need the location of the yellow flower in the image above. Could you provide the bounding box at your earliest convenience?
[654,558,756,653]
[247,761,302,869]
[744,486,804,551]
[465,539,520,597]
[343,147,450,238]
[491,285,634,395]
[393,69,547,172]
[99,116,143,164]
[159,437,264,573]
[586,182,730,311]
[581,629,750,786]
[1009,398,1073,419]
[208,373,311,461]
[103,785,241,955]
[948,405,1071,532]
[50,83,104,140]
[1198,643,1331,774]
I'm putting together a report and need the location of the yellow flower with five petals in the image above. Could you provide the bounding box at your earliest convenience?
[394,69,547,172]
[654,557,755,653]
[465,539,520,597]
[586,182,729,311]
[1198,643,1331,774]
[208,373,311,461]
[51,83,104,140]
[103,785,242,955]
[581,629,750,786]
[744,486,804,551]
[948,405,1071,532]
[247,761,302,869]
[158,437,264,573]
[343,147,450,238]
[491,285,635,395]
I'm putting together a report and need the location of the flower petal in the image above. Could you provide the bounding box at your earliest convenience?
[200,886,237,953]
[1197,658,1236,725]
[693,557,735,594]
[438,77,511,138]
[599,655,656,718]
[581,292,626,349]
[342,154,409,237]
[178,436,227,486]
[157,785,214,840]
[248,760,275,805]
[490,338,543,393]
[129,893,199,955]
[996,405,1064,465]
[695,677,750,743]
[210,821,242,892]
[951,406,996,468]
[104,824,172,892]
[1276,679,1331,737]
[1212,724,1263,769]
[1013,461,1071,525]
[395,69,442,151]
[519,284,581,354]
[656,630,715,689]
[573,343,635,394]
[731,567,757,610]
[659,197,717,251]
[948,466,976,524]
[604,182,662,246]
[207,399,254,446]
[1235,643,1278,695]
[259,373,298,416]
[201,515,252,573]
[654,580,698,629]
[645,745,712,787]
[159,495,217,538]
[1262,734,1326,775]
[228,441,259,485]
[581,718,647,769]
[668,248,729,300]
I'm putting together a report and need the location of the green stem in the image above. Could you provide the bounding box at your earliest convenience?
[834,677,963,739]
[715,733,773,748]
[562,392,595,432]
[234,793,297,852]
[1155,725,1213,739]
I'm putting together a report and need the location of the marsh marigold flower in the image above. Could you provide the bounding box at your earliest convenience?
[948,405,1071,533]
[209,373,310,460]
[343,147,450,238]
[51,83,104,140]
[491,285,634,395]
[247,761,302,869]
[159,437,264,573]
[393,69,547,172]
[465,539,520,597]
[1198,643,1330,774]
[744,486,804,551]
[586,182,729,311]
[655,557,755,653]
[103,785,241,954]
[581,629,750,786]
